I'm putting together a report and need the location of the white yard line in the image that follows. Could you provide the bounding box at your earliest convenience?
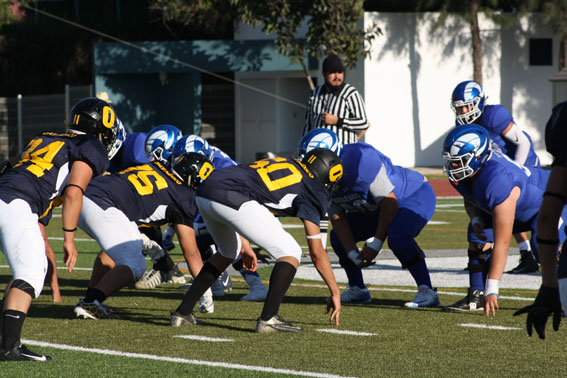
[174,335,233,342]
[22,340,357,378]
[316,329,376,336]
[458,323,522,331]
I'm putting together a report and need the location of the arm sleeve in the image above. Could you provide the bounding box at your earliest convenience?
[502,124,531,165]
[368,163,394,203]
[340,89,368,131]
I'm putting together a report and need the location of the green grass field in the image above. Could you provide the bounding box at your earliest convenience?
[1,198,566,377]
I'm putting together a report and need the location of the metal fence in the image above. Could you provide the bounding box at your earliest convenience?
[0,85,91,160]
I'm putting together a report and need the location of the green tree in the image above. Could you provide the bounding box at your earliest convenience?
[234,0,381,90]
[541,0,567,69]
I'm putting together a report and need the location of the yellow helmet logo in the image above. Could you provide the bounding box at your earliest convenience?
[101,106,116,129]
[199,161,214,181]
[329,164,343,182]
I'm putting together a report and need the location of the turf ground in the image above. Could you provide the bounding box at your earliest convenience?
[1,197,566,377]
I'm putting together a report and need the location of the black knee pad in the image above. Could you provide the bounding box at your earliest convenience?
[11,279,35,298]
[467,247,492,273]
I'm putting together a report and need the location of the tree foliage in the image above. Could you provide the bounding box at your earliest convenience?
[234,0,381,90]
[541,0,567,69]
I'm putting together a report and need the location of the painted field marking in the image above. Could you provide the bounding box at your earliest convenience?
[458,323,522,331]
[174,335,233,342]
[316,329,376,336]
[23,339,357,378]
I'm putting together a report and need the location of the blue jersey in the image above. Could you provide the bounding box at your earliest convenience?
[331,143,425,213]
[0,132,109,222]
[450,150,549,223]
[197,157,330,225]
[109,132,152,173]
[85,161,197,227]
[468,105,539,166]
[210,146,238,169]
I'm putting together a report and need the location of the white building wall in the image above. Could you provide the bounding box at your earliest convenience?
[235,12,558,167]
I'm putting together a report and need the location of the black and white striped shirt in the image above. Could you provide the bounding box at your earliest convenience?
[303,83,368,145]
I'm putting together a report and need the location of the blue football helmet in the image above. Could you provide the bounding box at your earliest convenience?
[451,80,486,125]
[171,135,212,162]
[108,118,126,160]
[145,125,182,164]
[298,128,342,158]
[171,152,214,189]
[442,124,492,182]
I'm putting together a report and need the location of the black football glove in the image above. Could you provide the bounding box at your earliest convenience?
[514,285,562,340]
[0,160,11,176]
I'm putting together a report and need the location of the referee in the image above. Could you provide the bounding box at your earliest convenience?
[303,53,369,145]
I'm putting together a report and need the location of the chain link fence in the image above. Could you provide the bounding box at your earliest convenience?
[0,85,91,160]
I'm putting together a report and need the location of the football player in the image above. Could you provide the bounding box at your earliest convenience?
[451,81,540,274]
[133,125,188,290]
[515,101,567,339]
[442,124,567,316]
[165,134,269,302]
[170,148,343,332]
[328,142,439,307]
[0,97,120,360]
[73,152,214,319]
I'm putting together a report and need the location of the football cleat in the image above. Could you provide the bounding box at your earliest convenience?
[404,285,440,308]
[211,271,232,297]
[0,343,52,361]
[198,288,214,313]
[506,250,539,274]
[170,312,203,327]
[135,269,163,289]
[443,289,485,312]
[340,285,372,303]
[256,314,305,333]
[165,265,187,284]
[74,298,121,320]
[241,274,268,302]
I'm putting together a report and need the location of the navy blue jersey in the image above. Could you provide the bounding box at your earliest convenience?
[85,161,197,227]
[331,143,425,213]
[196,157,330,225]
[450,150,549,223]
[466,105,539,166]
[0,132,109,221]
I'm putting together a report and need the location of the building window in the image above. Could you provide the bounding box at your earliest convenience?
[530,38,553,66]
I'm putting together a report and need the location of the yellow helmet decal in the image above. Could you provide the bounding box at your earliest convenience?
[199,161,214,181]
[73,114,81,125]
[102,106,116,129]
[329,164,343,182]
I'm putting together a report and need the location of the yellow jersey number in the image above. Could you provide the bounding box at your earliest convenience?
[121,164,168,195]
[249,157,303,192]
[14,138,65,178]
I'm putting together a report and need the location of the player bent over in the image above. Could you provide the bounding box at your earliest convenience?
[0,98,120,360]
[170,148,343,332]
[442,124,567,316]
[73,152,213,319]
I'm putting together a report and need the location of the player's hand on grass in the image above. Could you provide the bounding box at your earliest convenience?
[484,294,499,317]
[242,248,258,272]
[326,293,341,326]
[514,285,562,340]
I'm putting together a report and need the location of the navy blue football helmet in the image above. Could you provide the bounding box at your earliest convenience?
[171,152,214,189]
[451,81,486,125]
[442,124,492,182]
[301,148,343,191]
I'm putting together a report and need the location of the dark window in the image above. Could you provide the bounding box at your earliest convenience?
[530,38,553,66]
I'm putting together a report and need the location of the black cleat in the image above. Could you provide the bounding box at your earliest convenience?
[0,343,52,361]
[443,289,485,312]
[506,250,539,274]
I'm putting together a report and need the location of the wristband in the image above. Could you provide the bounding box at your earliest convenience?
[62,227,77,232]
[347,250,362,265]
[471,216,481,226]
[366,237,383,253]
[306,234,322,240]
[485,278,499,296]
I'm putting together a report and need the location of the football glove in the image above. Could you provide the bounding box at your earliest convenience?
[162,225,176,251]
[140,233,165,262]
[514,285,562,340]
